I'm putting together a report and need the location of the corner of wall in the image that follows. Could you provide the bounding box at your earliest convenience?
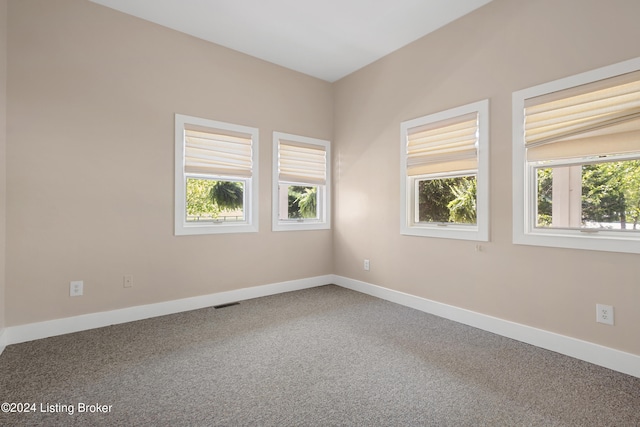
[0,0,8,343]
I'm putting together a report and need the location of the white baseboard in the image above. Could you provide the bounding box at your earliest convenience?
[3,274,638,379]
[332,275,640,379]
[3,275,333,346]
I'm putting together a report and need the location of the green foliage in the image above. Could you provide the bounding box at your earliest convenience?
[582,160,640,228]
[536,159,640,229]
[297,187,317,218]
[186,178,245,221]
[448,178,477,223]
[186,178,219,219]
[288,186,317,219]
[418,179,452,222]
[210,181,244,211]
[418,176,476,224]
[627,161,640,229]
[536,168,553,226]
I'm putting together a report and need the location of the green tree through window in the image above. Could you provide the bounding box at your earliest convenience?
[418,176,477,224]
[287,186,317,219]
[186,178,244,222]
[536,159,640,229]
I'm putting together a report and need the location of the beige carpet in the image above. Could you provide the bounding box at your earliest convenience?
[1,285,639,426]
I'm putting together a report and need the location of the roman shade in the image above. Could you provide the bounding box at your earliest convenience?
[278,139,327,185]
[525,70,640,161]
[184,125,253,177]
[406,112,479,176]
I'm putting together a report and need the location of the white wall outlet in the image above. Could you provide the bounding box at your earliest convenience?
[123,275,133,288]
[596,304,614,325]
[364,259,370,271]
[70,280,83,297]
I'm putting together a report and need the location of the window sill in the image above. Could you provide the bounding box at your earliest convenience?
[272,221,330,232]
[513,229,640,254]
[175,221,258,236]
[401,224,488,241]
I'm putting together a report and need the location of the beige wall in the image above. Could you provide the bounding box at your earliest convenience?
[333,0,640,356]
[5,0,333,325]
[4,0,640,358]
[0,0,7,331]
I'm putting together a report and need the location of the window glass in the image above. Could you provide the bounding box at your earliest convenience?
[534,159,640,231]
[417,175,477,224]
[186,177,245,223]
[283,184,318,220]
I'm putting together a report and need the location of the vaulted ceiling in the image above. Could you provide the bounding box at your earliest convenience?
[89,0,492,82]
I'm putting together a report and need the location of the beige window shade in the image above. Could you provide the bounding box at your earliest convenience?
[524,70,640,161]
[278,139,326,185]
[184,126,253,177]
[527,124,640,161]
[406,112,478,176]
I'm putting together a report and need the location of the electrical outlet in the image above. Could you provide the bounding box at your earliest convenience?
[364,259,370,271]
[596,304,614,325]
[123,275,133,288]
[70,280,83,297]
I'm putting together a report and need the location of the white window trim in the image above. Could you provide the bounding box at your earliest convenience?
[400,99,490,241]
[512,56,640,254]
[272,131,331,232]
[175,114,259,236]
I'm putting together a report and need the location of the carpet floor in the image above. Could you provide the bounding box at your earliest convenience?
[0,284,639,426]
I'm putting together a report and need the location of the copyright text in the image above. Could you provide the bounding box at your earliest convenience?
[2,402,113,415]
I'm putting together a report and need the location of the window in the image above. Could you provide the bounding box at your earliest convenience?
[512,57,640,253]
[272,132,330,231]
[400,100,489,241]
[175,114,259,235]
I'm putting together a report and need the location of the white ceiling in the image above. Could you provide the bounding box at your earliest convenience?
[89,0,493,82]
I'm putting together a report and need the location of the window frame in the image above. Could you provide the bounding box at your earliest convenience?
[512,56,640,253]
[272,131,331,232]
[400,99,490,241]
[175,114,259,236]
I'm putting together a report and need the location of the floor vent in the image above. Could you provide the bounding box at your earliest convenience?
[214,302,240,309]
